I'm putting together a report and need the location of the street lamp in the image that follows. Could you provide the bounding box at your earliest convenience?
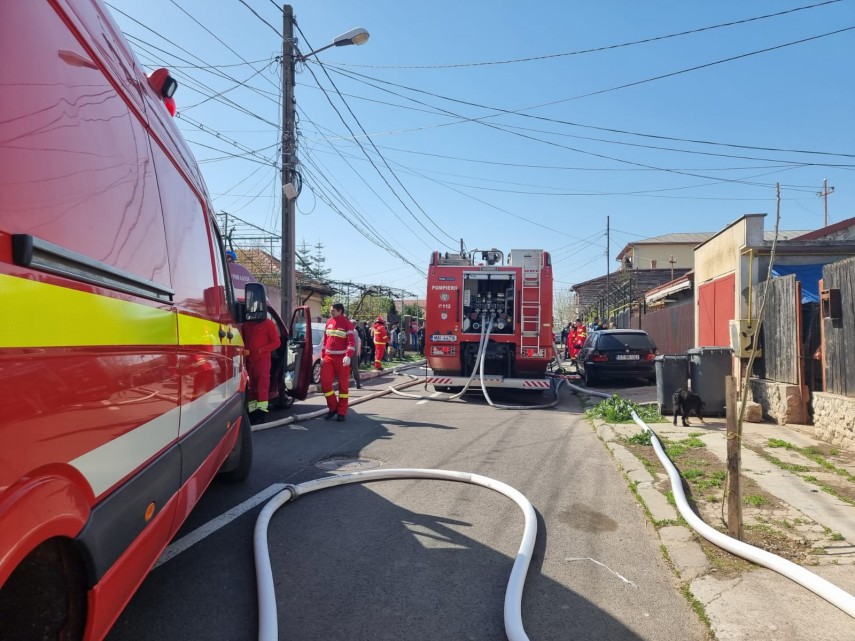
[281,6,369,324]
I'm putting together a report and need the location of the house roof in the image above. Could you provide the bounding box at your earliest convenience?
[763,230,811,241]
[234,248,335,295]
[790,216,855,241]
[616,232,716,260]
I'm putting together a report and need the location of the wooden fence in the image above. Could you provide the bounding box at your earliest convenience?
[821,256,855,397]
[754,274,800,385]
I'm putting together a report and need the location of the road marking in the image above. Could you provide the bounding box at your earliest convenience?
[416,391,441,405]
[566,556,638,588]
[154,483,287,567]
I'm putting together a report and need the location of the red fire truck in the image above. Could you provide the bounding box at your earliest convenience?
[425,248,554,391]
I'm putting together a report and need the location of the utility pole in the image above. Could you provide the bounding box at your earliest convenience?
[280,4,297,324]
[668,254,676,282]
[818,178,834,228]
[605,215,610,319]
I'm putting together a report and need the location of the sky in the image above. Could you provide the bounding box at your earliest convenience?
[111,0,855,299]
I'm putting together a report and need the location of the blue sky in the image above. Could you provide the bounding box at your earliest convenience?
[111,0,855,297]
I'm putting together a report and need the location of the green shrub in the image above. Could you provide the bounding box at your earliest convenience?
[585,395,663,424]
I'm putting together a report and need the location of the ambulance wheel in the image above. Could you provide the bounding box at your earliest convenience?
[219,410,253,483]
[312,360,322,385]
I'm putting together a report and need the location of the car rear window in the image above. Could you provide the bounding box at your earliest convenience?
[312,328,325,345]
[597,333,654,350]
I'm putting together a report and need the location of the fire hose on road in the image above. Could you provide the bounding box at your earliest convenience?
[566,380,855,620]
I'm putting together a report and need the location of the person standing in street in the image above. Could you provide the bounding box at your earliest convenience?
[409,318,419,351]
[241,312,281,423]
[320,303,357,421]
[372,316,388,370]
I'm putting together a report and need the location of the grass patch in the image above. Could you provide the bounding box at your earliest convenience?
[744,494,767,507]
[694,470,726,490]
[766,438,855,484]
[830,532,845,541]
[680,584,713,634]
[586,394,663,424]
[663,435,706,458]
[624,430,652,446]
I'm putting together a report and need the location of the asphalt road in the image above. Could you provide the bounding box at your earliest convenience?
[107,373,706,641]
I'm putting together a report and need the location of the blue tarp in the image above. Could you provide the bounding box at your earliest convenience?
[771,264,823,303]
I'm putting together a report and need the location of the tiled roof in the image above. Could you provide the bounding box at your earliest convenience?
[628,232,717,245]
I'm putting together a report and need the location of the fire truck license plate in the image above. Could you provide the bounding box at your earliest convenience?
[431,334,457,342]
[616,354,640,360]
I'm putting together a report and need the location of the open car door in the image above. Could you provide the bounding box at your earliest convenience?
[285,306,313,401]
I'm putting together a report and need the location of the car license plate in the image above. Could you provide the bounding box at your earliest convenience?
[616,354,640,360]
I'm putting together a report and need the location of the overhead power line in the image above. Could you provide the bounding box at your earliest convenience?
[324,26,855,162]
[294,21,457,250]
[327,0,843,68]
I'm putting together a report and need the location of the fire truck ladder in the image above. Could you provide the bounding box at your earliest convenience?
[519,255,542,356]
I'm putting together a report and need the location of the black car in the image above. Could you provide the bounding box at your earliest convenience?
[576,329,657,386]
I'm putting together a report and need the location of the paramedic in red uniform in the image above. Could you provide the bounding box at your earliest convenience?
[242,313,281,423]
[371,316,388,370]
[321,303,357,421]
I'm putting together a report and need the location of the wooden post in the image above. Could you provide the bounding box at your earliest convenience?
[726,375,743,540]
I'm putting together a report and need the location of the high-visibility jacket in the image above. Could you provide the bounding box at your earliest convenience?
[322,315,356,358]
[574,324,587,347]
[372,321,388,346]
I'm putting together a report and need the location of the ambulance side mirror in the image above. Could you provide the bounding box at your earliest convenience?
[243,283,267,322]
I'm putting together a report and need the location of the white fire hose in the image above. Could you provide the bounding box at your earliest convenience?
[566,380,855,620]
[255,469,538,641]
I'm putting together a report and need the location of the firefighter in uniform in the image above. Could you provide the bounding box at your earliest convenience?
[242,313,281,423]
[371,316,388,370]
[572,318,586,363]
[320,303,357,421]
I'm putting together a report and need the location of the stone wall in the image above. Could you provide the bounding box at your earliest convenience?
[749,378,805,425]
[812,392,855,451]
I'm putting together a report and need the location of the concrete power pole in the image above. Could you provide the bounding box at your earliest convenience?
[605,215,610,319]
[280,4,297,323]
[818,178,834,228]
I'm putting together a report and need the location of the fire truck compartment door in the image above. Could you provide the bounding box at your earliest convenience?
[287,306,313,400]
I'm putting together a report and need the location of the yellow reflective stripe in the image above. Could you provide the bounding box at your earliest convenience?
[326,328,347,338]
[324,391,335,397]
[374,342,386,345]
[339,394,348,398]
[0,273,176,348]
[0,272,241,348]
[177,313,243,347]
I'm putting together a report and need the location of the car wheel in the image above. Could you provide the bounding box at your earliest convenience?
[312,360,322,385]
[583,366,597,387]
[276,378,295,409]
[647,375,656,386]
[218,410,253,483]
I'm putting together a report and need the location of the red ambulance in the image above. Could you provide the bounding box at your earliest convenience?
[0,1,311,639]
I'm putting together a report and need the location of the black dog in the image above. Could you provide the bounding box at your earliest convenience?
[672,389,705,426]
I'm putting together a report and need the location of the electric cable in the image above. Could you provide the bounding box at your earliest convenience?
[328,1,843,69]
[294,22,458,249]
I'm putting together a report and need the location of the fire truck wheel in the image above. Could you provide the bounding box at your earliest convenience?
[312,360,322,385]
[219,411,254,483]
